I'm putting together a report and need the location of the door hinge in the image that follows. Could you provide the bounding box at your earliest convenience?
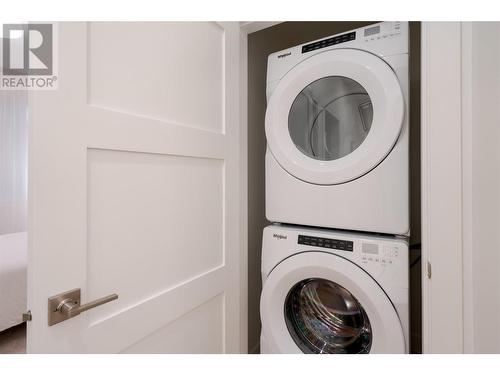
[22,310,32,322]
[427,261,432,279]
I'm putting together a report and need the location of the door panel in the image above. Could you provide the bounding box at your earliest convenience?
[27,22,244,353]
[121,294,224,354]
[88,22,225,133]
[86,149,224,324]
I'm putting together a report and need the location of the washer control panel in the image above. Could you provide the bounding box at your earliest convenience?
[361,242,402,266]
[293,230,406,271]
[298,235,353,252]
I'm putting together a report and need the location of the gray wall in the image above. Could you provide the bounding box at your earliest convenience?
[247,22,421,353]
[408,22,422,354]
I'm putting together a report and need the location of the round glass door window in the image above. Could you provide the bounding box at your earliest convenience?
[285,278,372,354]
[288,76,373,161]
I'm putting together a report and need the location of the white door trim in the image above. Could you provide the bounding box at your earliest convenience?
[421,22,464,353]
[459,22,500,354]
[460,22,474,354]
[238,23,249,354]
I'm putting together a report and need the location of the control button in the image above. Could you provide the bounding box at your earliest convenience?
[375,258,380,262]
[383,246,395,257]
[381,259,386,263]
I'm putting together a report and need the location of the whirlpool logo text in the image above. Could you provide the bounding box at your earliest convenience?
[273,234,287,240]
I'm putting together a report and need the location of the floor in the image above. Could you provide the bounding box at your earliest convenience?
[0,323,26,354]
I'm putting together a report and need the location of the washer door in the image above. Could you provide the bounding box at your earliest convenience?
[260,252,405,354]
[265,49,404,185]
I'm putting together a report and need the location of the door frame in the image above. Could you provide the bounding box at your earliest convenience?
[242,21,491,354]
[419,21,498,353]
[243,21,473,354]
[422,21,500,354]
[421,21,464,353]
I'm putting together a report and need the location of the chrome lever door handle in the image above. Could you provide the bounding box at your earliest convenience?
[48,288,118,326]
[57,293,118,318]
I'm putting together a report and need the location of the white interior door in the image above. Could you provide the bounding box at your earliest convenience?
[27,22,246,353]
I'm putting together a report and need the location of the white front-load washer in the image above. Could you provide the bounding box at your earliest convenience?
[260,224,409,354]
[265,22,409,235]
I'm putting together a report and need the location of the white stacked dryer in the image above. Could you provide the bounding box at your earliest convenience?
[261,22,410,354]
[265,21,409,235]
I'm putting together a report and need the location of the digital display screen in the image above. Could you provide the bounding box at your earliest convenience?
[364,25,380,37]
[362,243,379,254]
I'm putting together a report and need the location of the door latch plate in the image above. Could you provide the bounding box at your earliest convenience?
[48,288,81,326]
[22,310,32,322]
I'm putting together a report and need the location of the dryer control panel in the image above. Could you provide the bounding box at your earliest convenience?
[298,235,353,251]
[266,22,409,99]
[301,31,356,53]
[362,22,403,43]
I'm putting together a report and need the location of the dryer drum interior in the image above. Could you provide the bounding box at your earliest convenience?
[288,76,373,162]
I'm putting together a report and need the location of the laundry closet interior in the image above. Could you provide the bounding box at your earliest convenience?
[0,21,431,354]
[246,21,421,354]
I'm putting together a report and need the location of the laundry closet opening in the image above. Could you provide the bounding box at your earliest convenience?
[247,21,421,354]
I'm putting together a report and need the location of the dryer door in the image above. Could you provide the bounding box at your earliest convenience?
[260,252,406,354]
[265,48,404,185]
